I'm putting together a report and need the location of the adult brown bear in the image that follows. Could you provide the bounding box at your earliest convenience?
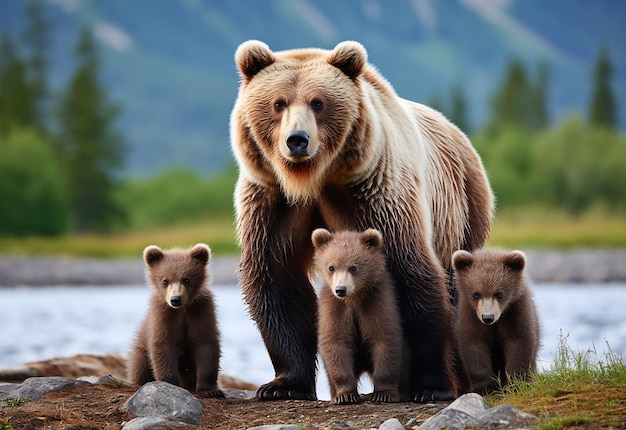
[230,40,493,401]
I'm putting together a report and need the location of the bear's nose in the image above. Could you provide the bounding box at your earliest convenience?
[170,296,183,307]
[335,286,347,297]
[481,314,495,325]
[286,130,309,156]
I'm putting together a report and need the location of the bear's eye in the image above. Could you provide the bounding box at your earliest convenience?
[328,266,334,273]
[495,291,504,299]
[472,292,480,300]
[182,277,190,286]
[311,98,324,112]
[273,99,286,112]
[162,279,169,287]
[349,266,357,273]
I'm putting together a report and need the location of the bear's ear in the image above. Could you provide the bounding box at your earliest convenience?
[191,243,212,265]
[361,228,383,249]
[311,228,333,249]
[327,40,367,80]
[452,250,474,272]
[503,250,526,272]
[143,245,164,267]
[235,40,275,82]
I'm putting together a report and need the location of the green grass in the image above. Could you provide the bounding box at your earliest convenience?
[486,333,626,429]
[1,399,27,408]
[0,208,624,258]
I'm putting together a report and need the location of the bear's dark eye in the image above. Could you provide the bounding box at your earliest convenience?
[495,291,503,299]
[328,266,334,273]
[162,279,169,287]
[472,292,480,300]
[311,98,324,112]
[182,277,190,286]
[349,266,357,273]
[274,99,286,112]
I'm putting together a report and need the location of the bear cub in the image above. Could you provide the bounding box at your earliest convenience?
[127,243,224,398]
[452,248,541,394]
[312,228,408,404]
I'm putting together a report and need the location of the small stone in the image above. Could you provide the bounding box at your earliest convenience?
[446,392,489,415]
[476,403,538,427]
[246,425,302,430]
[418,408,481,430]
[9,376,88,402]
[378,417,404,430]
[122,381,204,425]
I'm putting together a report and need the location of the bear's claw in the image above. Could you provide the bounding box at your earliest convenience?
[256,380,317,401]
[412,389,456,403]
[332,392,362,404]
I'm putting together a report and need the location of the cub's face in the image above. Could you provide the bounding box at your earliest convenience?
[311,228,385,300]
[452,249,526,325]
[143,243,211,309]
[232,40,366,203]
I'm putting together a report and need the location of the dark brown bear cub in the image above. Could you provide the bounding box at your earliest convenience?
[312,228,408,404]
[452,248,541,394]
[127,243,224,398]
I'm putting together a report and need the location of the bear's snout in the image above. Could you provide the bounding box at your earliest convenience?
[286,130,310,156]
[481,314,495,325]
[169,295,183,308]
[334,286,348,297]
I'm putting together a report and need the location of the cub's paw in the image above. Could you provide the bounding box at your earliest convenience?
[367,391,399,403]
[412,388,456,403]
[332,392,362,405]
[256,378,316,401]
[196,388,225,398]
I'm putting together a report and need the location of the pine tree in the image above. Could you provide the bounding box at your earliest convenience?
[488,59,530,132]
[55,27,126,232]
[21,0,51,133]
[0,33,35,133]
[450,84,470,134]
[589,46,617,129]
[529,60,550,132]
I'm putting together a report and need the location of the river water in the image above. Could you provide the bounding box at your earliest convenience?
[1,283,625,400]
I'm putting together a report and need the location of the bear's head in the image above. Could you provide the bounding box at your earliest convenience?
[311,228,386,300]
[143,243,212,309]
[232,40,369,203]
[452,249,527,325]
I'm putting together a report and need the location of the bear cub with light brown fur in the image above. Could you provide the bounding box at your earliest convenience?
[127,243,224,398]
[312,228,408,404]
[452,248,540,394]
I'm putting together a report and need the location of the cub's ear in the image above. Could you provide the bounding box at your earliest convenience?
[327,40,367,80]
[504,250,526,272]
[235,40,275,82]
[361,228,383,249]
[143,245,164,267]
[312,228,333,249]
[452,250,474,272]
[191,243,212,265]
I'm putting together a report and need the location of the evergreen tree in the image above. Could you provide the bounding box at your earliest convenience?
[488,59,530,132]
[589,46,617,129]
[55,27,126,232]
[450,84,470,134]
[21,0,51,133]
[529,59,550,132]
[0,33,35,133]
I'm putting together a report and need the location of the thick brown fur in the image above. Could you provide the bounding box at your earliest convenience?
[231,40,494,401]
[127,243,224,398]
[312,228,409,404]
[452,249,541,394]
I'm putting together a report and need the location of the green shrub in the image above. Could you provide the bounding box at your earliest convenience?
[0,128,69,236]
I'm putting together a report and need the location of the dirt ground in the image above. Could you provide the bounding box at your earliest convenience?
[0,382,448,430]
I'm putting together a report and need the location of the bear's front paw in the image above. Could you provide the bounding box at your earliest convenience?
[256,379,317,401]
[366,390,398,403]
[412,388,456,403]
[196,388,225,398]
[332,392,361,405]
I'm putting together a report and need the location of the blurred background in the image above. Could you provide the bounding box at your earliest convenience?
[0,0,624,255]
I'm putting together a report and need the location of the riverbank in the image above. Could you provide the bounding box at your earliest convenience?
[1,249,625,287]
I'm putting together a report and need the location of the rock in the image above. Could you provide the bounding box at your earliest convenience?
[122,381,204,425]
[378,417,405,429]
[122,416,197,430]
[0,376,88,402]
[418,393,538,429]
[246,426,303,430]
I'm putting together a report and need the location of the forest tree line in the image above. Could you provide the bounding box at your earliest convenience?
[0,1,624,237]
